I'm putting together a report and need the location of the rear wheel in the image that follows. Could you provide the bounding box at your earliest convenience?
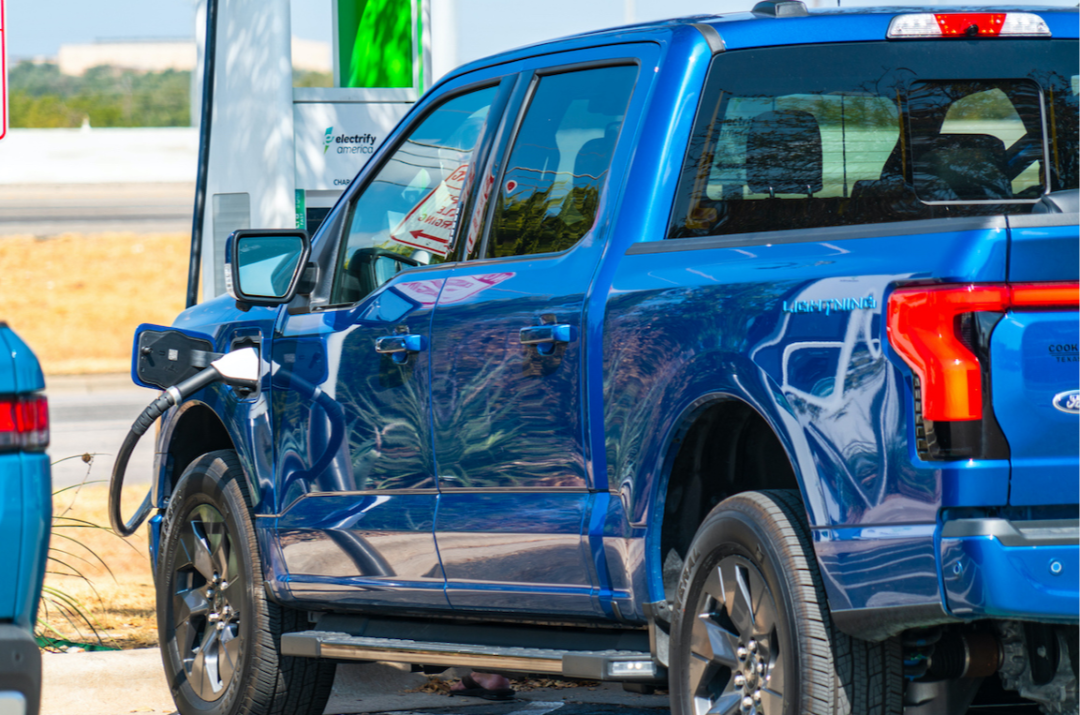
[669,489,902,715]
[157,450,335,715]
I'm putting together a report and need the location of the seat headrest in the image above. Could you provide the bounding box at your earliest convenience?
[574,123,621,180]
[745,109,824,196]
[914,133,1011,200]
[916,133,1006,169]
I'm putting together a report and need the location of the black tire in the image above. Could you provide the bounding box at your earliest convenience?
[157,450,336,715]
[669,489,902,715]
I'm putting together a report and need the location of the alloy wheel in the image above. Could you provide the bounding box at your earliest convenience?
[688,554,785,715]
[171,503,244,702]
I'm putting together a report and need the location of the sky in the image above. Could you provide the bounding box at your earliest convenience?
[7,0,711,60]
[7,0,1075,65]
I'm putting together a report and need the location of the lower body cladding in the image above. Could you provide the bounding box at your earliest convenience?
[0,624,41,715]
[940,517,1079,620]
[907,516,1080,715]
[279,614,664,682]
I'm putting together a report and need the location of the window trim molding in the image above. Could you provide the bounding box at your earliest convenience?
[627,215,1009,255]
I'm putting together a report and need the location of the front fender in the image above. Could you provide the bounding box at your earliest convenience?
[153,387,274,515]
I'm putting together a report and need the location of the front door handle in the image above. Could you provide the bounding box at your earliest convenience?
[519,324,577,355]
[375,334,425,363]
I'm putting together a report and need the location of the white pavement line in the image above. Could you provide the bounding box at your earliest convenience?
[377,705,565,715]
[505,701,566,715]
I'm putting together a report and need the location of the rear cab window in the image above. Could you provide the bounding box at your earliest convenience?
[668,40,1079,238]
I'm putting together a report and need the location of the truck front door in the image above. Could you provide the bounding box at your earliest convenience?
[271,82,506,609]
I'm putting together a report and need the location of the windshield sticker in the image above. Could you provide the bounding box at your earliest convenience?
[389,164,469,257]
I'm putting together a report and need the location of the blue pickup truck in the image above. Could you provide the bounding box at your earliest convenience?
[119,5,1079,715]
[0,324,49,715]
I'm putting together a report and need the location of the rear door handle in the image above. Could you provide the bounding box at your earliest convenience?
[519,324,577,354]
[375,334,425,363]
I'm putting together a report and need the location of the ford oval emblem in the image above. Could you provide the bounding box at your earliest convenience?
[1052,390,1080,414]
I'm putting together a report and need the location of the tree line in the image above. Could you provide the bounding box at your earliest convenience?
[9,61,191,128]
[8,61,333,128]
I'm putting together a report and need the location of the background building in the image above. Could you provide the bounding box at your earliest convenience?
[55,37,331,76]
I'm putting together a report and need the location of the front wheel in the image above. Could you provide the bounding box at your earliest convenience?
[157,450,335,715]
[669,490,902,715]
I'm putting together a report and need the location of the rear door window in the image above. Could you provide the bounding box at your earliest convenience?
[485,65,638,258]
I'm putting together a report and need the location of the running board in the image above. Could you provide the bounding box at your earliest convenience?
[280,617,662,681]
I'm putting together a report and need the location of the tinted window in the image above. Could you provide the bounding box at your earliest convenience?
[487,65,638,258]
[669,40,1078,239]
[331,86,497,305]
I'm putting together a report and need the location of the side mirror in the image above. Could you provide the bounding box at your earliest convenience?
[225,229,311,306]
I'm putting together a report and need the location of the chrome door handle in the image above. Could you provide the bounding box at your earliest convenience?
[375,334,425,363]
[519,324,577,354]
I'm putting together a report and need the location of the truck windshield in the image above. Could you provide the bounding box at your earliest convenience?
[669,39,1078,238]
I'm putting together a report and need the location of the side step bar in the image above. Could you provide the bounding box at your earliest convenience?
[280,617,663,682]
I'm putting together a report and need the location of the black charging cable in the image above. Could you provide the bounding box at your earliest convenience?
[109,348,258,537]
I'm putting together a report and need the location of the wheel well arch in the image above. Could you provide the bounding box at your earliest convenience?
[159,402,235,500]
[652,394,807,607]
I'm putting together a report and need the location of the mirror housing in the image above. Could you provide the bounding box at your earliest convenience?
[225,229,311,306]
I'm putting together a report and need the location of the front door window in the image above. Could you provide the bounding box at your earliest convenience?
[330,87,498,306]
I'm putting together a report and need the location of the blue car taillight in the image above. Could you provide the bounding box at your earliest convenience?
[0,394,50,452]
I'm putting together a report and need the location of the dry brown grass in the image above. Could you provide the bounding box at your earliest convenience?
[0,232,188,375]
[43,478,159,650]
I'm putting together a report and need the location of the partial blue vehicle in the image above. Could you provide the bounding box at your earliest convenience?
[112,5,1078,715]
[0,323,50,715]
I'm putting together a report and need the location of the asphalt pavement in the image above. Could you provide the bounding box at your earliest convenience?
[0,182,194,236]
[40,649,671,715]
[47,373,158,489]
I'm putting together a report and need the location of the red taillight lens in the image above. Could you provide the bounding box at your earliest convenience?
[0,394,50,451]
[888,285,1007,421]
[888,282,1079,422]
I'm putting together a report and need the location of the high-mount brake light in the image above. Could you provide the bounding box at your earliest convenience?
[888,282,1079,422]
[887,12,1051,39]
[0,394,49,451]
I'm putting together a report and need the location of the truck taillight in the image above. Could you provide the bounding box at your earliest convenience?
[0,394,49,451]
[888,282,1079,422]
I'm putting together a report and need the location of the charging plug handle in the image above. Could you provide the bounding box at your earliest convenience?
[109,347,260,537]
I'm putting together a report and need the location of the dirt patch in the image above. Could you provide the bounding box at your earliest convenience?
[0,232,189,375]
[42,477,158,650]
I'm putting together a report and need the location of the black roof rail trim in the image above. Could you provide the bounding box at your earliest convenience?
[691,23,725,53]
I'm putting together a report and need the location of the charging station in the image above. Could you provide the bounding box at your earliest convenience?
[190,0,431,303]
